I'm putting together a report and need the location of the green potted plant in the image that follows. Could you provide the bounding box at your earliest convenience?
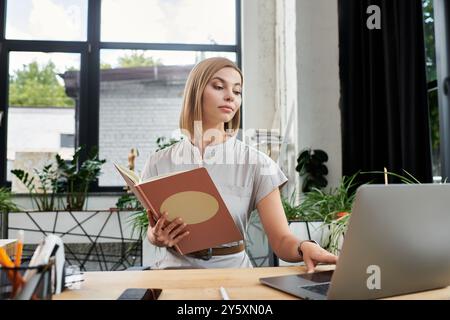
[314,169,424,255]
[11,145,106,211]
[0,187,20,238]
[55,145,106,210]
[295,172,359,254]
[281,190,301,221]
[276,188,332,266]
[11,164,63,211]
[6,148,145,272]
[0,187,20,213]
[296,148,329,193]
[115,194,147,238]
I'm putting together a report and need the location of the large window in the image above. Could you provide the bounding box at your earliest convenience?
[0,0,241,190]
[6,52,79,189]
[5,0,88,41]
[98,50,236,186]
[423,0,450,181]
[101,0,236,45]
[422,0,440,180]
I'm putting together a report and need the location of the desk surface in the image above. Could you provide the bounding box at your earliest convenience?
[55,265,450,300]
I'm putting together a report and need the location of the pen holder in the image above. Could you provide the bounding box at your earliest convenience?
[0,259,54,300]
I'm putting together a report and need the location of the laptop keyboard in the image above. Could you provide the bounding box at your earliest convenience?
[301,283,330,295]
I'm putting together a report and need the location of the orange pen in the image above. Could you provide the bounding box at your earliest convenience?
[0,247,14,268]
[0,247,16,281]
[15,230,24,267]
[0,247,24,298]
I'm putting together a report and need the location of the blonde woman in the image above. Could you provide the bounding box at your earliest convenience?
[142,57,337,271]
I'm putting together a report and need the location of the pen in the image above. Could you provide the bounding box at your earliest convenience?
[219,286,230,300]
[13,231,25,297]
[15,230,24,267]
[0,247,25,297]
[0,247,14,268]
[0,247,17,283]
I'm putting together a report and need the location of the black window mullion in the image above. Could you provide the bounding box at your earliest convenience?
[81,0,101,191]
[0,50,7,187]
[235,0,242,68]
[0,0,5,41]
[0,0,7,186]
[2,40,86,52]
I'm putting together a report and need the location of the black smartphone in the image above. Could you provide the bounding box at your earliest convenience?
[117,288,162,300]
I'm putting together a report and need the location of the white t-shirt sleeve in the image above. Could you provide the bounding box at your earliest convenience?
[141,153,158,181]
[251,152,288,211]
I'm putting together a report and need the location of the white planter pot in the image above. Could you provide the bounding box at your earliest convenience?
[4,210,143,271]
[321,223,346,255]
[7,210,140,243]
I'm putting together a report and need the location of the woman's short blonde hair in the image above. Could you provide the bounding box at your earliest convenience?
[179,57,242,138]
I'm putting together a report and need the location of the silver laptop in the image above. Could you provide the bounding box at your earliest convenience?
[260,184,450,299]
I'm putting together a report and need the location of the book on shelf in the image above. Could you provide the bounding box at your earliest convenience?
[114,163,243,255]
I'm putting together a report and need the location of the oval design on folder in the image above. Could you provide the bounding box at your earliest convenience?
[160,191,219,224]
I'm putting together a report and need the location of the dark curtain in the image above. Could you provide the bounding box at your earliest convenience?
[339,0,433,184]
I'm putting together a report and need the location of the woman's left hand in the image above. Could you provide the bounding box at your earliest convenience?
[300,241,338,273]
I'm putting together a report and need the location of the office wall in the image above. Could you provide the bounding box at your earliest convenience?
[241,0,299,197]
[275,0,300,198]
[242,0,342,190]
[241,0,277,132]
[296,0,342,188]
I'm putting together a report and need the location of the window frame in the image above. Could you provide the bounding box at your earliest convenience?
[433,0,450,181]
[0,0,242,191]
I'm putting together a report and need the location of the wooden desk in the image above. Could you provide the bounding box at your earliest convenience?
[55,265,450,300]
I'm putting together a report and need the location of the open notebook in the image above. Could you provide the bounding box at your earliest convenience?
[114,163,243,255]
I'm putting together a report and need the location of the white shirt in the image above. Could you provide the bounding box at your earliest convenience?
[141,135,288,269]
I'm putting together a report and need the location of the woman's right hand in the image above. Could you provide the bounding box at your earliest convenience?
[147,210,190,248]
